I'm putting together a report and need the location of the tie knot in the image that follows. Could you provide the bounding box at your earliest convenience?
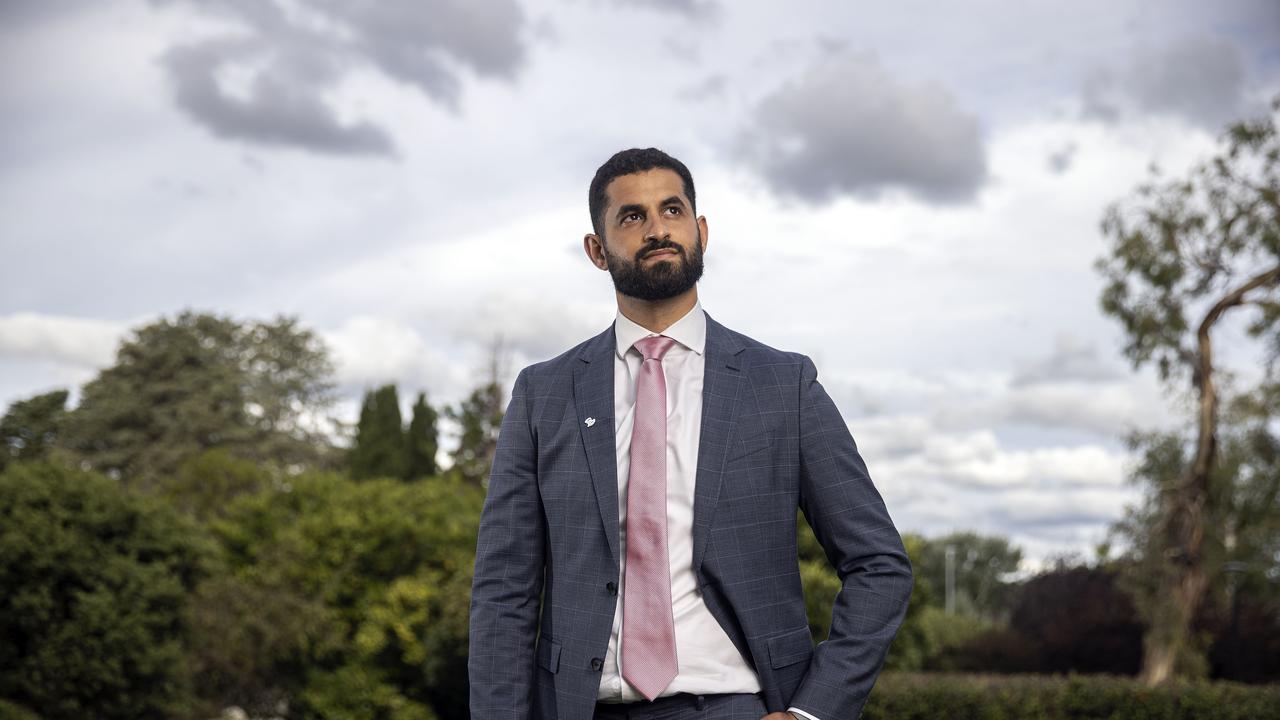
[634,334,677,361]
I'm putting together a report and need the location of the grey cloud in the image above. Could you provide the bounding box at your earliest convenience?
[678,74,729,101]
[612,0,720,18]
[0,2,93,28]
[163,38,395,156]
[734,52,987,205]
[1011,336,1123,387]
[1082,35,1251,130]
[1047,142,1077,174]
[309,0,526,101]
[152,0,527,154]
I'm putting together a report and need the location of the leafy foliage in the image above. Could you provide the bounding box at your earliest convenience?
[350,384,409,480]
[59,309,340,489]
[1095,96,1280,384]
[405,391,440,480]
[0,389,68,473]
[910,530,1023,620]
[189,471,483,720]
[444,381,503,485]
[0,460,212,720]
[862,671,1280,720]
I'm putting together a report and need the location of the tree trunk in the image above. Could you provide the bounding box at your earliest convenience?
[1139,528,1210,684]
[1138,265,1280,685]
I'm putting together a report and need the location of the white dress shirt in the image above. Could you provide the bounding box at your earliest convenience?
[597,298,820,720]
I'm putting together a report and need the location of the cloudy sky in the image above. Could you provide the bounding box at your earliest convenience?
[3,0,1279,571]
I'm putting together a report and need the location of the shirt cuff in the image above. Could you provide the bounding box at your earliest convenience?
[787,707,822,720]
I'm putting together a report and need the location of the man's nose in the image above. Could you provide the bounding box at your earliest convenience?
[645,213,672,240]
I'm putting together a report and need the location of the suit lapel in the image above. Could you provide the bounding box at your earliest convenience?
[692,311,747,575]
[574,322,621,569]
[572,309,747,576]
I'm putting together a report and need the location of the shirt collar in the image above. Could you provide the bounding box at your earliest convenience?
[614,297,706,360]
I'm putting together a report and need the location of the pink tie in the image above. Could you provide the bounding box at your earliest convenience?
[622,334,679,700]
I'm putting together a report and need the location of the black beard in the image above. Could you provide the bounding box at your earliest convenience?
[603,230,705,301]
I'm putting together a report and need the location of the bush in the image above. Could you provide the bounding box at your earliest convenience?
[189,470,482,720]
[0,459,211,720]
[941,564,1145,675]
[916,606,1000,671]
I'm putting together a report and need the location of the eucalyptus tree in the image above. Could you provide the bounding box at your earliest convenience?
[1095,96,1280,684]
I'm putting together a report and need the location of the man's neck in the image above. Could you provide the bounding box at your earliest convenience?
[616,288,698,334]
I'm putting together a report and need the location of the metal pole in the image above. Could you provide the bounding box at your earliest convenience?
[945,544,956,615]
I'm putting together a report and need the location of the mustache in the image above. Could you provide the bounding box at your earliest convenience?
[638,243,682,260]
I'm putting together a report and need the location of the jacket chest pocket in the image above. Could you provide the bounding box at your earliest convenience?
[726,429,773,464]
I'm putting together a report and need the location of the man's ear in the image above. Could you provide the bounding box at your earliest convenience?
[584,233,609,271]
[697,215,709,253]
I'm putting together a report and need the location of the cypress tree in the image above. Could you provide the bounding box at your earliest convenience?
[404,391,439,480]
[349,384,406,480]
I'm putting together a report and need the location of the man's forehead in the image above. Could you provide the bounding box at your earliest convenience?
[606,167,689,207]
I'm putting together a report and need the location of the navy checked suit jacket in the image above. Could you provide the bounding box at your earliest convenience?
[468,310,913,720]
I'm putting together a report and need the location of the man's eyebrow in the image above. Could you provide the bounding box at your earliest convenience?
[614,196,687,221]
[615,203,645,221]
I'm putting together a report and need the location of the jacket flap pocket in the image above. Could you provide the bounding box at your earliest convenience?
[767,626,813,668]
[536,636,561,674]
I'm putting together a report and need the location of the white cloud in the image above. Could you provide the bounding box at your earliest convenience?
[322,315,456,395]
[0,312,125,367]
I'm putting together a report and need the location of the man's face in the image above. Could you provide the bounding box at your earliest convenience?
[590,168,708,301]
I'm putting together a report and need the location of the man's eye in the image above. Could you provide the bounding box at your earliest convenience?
[623,212,640,223]
[665,207,680,215]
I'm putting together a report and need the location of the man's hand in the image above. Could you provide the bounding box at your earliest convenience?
[760,713,800,720]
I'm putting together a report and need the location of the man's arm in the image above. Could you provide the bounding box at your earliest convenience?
[786,354,914,720]
[469,366,547,720]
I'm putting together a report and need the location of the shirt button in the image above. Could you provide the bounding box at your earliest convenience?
[606,581,617,595]
[590,657,604,671]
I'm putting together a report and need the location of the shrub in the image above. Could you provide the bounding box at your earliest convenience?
[862,672,1280,720]
[0,459,210,720]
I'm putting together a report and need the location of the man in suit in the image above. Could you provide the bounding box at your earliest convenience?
[469,148,913,720]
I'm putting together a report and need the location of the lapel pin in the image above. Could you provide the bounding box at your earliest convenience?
[585,417,596,427]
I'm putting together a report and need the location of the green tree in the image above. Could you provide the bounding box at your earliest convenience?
[1094,96,1280,684]
[154,447,271,521]
[1212,384,1280,610]
[912,531,1023,620]
[0,459,212,720]
[445,381,504,485]
[404,391,440,480]
[191,472,482,720]
[0,389,68,472]
[349,384,408,480]
[60,309,340,490]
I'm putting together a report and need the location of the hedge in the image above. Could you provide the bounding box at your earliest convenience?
[862,672,1280,720]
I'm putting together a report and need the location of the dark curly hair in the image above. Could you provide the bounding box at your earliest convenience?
[588,147,697,242]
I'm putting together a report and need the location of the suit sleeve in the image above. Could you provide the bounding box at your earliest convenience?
[787,354,913,720]
[469,366,546,719]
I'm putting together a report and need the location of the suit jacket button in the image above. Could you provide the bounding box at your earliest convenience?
[606,581,617,595]
[590,657,604,671]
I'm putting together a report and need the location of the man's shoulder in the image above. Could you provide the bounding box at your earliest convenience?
[512,326,609,386]
[718,320,812,368]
